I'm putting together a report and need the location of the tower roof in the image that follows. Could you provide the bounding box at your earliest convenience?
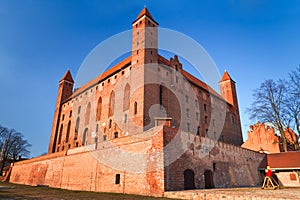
[220,71,235,83]
[132,7,158,25]
[60,70,74,83]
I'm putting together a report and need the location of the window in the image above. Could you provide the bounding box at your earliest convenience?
[75,117,80,140]
[115,174,120,184]
[197,126,200,136]
[124,114,128,123]
[204,104,207,112]
[58,124,63,144]
[221,135,225,142]
[176,76,178,83]
[175,64,178,71]
[205,129,208,137]
[62,114,65,121]
[195,100,198,108]
[96,97,102,121]
[187,123,190,132]
[159,85,163,108]
[123,84,130,111]
[205,116,208,124]
[78,106,81,114]
[66,121,71,143]
[213,162,216,171]
[134,101,138,115]
[103,135,107,141]
[185,95,189,103]
[109,119,112,129]
[69,111,72,118]
[82,128,88,146]
[85,103,91,126]
[96,124,99,132]
[114,132,119,139]
[109,91,115,117]
[196,112,199,120]
[186,108,190,117]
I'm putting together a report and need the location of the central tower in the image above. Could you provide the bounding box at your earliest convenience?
[131,8,158,66]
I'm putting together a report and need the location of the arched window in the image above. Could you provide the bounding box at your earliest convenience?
[134,101,138,115]
[66,121,71,143]
[123,84,130,111]
[85,102,91,126]
[96,97,102,121]
[109,91,115,117]
[75,117,80,140]
[82,128,88,146]
[58,124,63,144]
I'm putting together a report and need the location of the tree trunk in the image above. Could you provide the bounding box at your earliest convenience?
[279,126,288,152]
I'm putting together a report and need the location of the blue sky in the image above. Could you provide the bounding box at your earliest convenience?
[0,0,299,157]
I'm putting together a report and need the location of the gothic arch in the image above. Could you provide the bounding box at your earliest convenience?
[184,169,195,190]
[66,120,71,143]
[58,124,63,145]
[75,117,80,140]
[109,91,115,117]
[123,84,130,111]
[82,128,88,146]
[85,102,91,126]
[96,96,102,121]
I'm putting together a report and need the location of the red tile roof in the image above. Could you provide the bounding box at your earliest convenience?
[69,56,131,99]
[259,151,300,170]
[60,70,74,83]
[220,71,235,83]
[132,7,158,25]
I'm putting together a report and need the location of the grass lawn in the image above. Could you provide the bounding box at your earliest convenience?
[0,182,170,200]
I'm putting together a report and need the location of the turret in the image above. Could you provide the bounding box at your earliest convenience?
[131,7,158,66]
[48,70,74,154]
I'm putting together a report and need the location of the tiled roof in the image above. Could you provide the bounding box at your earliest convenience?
[69,56,131,99]
[132,7,158,25]
[259,151,300,170]
[220,71,235,83]
[60,70,74,83]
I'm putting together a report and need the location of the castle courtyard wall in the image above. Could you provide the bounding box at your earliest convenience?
[10,127,165,196]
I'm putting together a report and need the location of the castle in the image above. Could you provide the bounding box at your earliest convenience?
[9,8,264,196]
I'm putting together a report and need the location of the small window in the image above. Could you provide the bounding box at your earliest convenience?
[186,108,190,118]
[115,75,117,79]
[69,111,72,118]
[187,123,190,132]
[103,135,107,141]
[124,114,128,123]
[221,135,225,142]
[205,129,208,137]
[213,162,216,171]
[134,102,138,115]
[195,100,198,108]
[137,50,139,54]
[62,114,65,121]
[114,132,119,139]
[205,116,208,124]
[115,174,120,184]
[78,106,81,114]
[176,76,178,83]
[185,95,189,103]
[197,126,200,136]
[109,119,112,129]
[204,104,207,112]
[196,112,199,120]
[122,71,124,75]
[96,124,99,132]
[102,82,104,86]
[108,79,110,83]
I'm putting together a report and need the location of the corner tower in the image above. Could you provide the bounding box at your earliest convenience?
[48,70,74,154]
[131,7,158,66]
[219,71,243,145]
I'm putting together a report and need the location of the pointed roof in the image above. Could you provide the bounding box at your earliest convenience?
[60,70,74,83]
[220,71,235,83]
[132,7,158,25]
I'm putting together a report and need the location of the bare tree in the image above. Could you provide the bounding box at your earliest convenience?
[285,66,300,149]
[0,125,31,174]
[248,79,289,152]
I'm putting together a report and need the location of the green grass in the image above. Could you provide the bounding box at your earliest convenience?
[0,182,170,200]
